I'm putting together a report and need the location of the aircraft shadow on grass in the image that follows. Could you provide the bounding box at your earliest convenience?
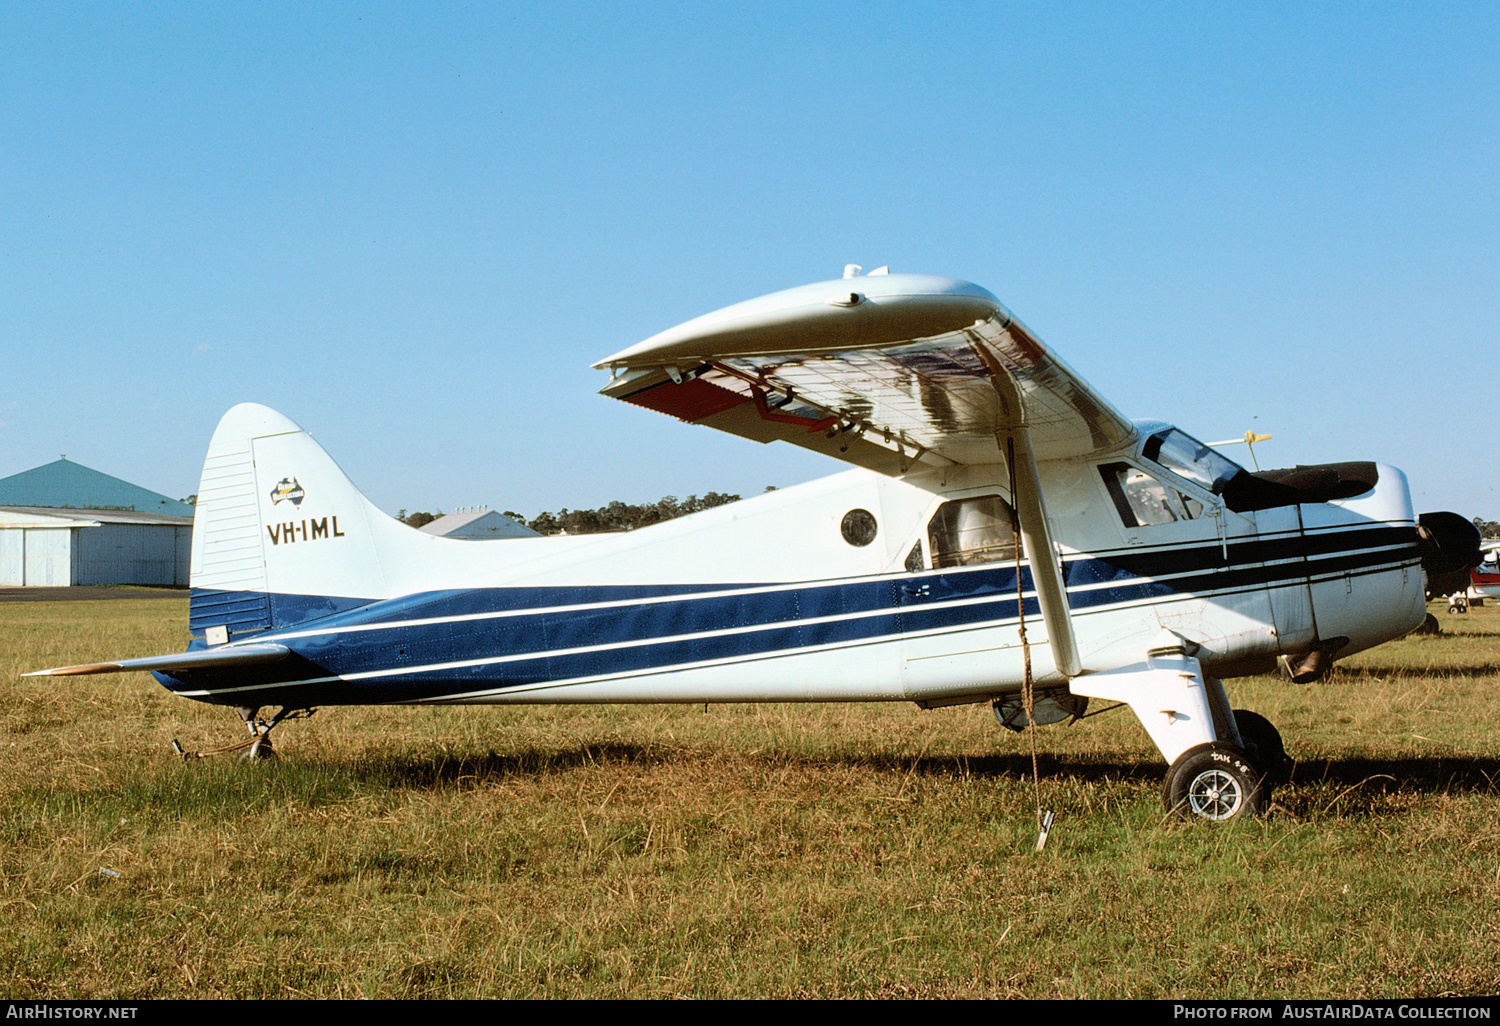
[355,742,676,789]
[831,751,1500,798]
[1328,663,1500,681]
[347,744,1500,805]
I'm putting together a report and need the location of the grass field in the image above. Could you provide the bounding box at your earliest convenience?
[3,595,1499,998]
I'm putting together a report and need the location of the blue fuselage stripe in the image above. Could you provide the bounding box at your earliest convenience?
[168,525,1418,703]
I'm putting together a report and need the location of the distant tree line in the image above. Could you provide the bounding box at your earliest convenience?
[397,492,743,535]
[396,509,443,529]
[513,492,742,535]
[1474,518,1500,539]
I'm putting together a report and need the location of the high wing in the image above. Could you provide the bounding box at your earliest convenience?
[594,272,1136,476]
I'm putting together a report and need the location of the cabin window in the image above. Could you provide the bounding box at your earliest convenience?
[841,508,878,546]
[1101,463,1201,528]
[904,541,925,573]
[927,495,1021,569]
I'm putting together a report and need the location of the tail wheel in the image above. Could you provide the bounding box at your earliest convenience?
[1163,743,1267,821]
[1232,709,1289,784]
[237,735,278,763]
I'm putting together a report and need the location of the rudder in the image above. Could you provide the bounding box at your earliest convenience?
[189,403,396,642]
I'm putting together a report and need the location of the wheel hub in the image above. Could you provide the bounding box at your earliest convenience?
[1187,769,1243,820]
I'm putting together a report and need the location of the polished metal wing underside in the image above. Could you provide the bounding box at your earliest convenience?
[594,272,1135,475]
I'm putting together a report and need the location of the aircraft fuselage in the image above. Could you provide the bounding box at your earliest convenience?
[159,423,1426,714]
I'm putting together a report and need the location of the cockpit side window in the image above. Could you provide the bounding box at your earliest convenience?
[927,495,1021,569]
[1101,463,1200,528]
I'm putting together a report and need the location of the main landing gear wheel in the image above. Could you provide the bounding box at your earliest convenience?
[1232,709,1289,784]
[1163,743,1267,821]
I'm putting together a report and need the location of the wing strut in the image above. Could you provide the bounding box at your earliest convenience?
[1004,431,1081,678]
[986,355,1081,679]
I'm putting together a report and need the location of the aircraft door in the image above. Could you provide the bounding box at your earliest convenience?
[898,492,1028,701]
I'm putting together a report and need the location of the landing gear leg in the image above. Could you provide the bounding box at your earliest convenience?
[238,707,276,762]
[172,706,316,762]
[234,706,315,762]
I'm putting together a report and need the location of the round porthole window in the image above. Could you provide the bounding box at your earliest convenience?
[841,508,878,547]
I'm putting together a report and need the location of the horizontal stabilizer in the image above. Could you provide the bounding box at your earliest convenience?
[25,643,291,677]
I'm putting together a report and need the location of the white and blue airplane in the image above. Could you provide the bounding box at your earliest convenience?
[29,269,1481,821]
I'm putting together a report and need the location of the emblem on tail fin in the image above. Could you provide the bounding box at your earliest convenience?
[270,477,306,506]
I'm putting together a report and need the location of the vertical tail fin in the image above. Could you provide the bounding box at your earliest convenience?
[189,403,398,641]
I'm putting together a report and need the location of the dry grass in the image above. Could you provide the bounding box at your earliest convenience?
[2,596,1499,998]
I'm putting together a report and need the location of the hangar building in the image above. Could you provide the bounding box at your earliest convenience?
[0,459,194,587]
[418,510,539,540]
[0,458,194,516]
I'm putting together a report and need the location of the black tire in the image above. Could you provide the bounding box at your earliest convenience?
[1163,742,1267,821]
[1233,709,1289,784]
[1409,613,1442,636]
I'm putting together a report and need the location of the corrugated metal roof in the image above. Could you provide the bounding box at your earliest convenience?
[0,459,194,516]
[0,506,193,527]
[418,510,538,539]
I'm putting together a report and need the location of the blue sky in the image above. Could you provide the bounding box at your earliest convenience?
[2,3,1496,519]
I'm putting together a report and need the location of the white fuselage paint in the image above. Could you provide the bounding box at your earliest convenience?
[179,404,1426,709]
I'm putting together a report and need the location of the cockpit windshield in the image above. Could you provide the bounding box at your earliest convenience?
[1142,429,1243,495]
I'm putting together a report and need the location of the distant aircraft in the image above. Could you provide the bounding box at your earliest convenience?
[1467,541,1500,603]
[29,269,1481,821]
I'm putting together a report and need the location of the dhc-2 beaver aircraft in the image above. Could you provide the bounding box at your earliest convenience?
[30,269,1481,821]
